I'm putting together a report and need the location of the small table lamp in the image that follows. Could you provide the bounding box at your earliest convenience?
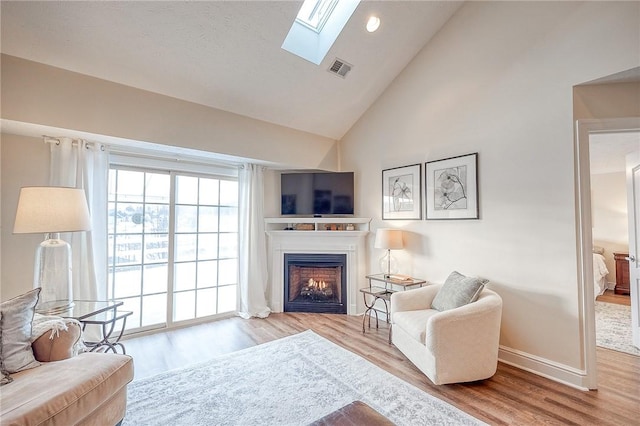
[13,186,91,314]
[374,228,403,278]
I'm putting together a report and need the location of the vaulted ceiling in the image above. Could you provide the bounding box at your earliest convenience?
[1,1,463,140]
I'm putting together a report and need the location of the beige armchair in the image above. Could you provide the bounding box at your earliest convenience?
[390,284,502,385]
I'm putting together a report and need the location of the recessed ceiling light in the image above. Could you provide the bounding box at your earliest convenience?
[366,16,380,33]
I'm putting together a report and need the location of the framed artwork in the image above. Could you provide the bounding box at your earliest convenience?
[425,153,479,220]
[382,164,422,220]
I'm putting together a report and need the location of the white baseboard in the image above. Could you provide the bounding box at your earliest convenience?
[498,346,591,391]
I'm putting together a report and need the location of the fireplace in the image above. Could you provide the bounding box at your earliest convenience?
[284,253,347,314]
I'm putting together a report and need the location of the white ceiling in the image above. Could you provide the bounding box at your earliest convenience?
[0,1,463,140]
[590,131,640,175]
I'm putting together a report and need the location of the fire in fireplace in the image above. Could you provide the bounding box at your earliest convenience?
[284,253,347,314]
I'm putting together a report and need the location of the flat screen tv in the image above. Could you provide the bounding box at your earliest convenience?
[281,171,354,216]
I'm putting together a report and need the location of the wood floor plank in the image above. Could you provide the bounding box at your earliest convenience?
[124,313,640,425]
[596,289,631,306]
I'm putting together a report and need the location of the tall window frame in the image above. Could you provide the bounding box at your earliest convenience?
[107,158,239,334]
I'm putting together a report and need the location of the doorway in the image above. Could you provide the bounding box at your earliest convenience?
[589,131,640,356]
[576,117,640,390]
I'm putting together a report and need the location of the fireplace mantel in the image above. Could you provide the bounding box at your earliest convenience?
[265,217,371,315]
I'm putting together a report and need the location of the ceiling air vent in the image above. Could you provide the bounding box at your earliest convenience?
[328,58,352,78]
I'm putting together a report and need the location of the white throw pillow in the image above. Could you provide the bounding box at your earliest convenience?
[0,288,41,373]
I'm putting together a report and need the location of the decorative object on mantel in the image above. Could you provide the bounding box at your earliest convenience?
[374,228,404,277]
[425,153,479,220]
[13,186,92,314]
[382,164,422,220]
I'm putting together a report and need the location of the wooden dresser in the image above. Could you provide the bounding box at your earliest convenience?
[613,252,631,295]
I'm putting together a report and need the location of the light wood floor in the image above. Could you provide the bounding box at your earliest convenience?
[124,313,639,425]
[596,289,631,306]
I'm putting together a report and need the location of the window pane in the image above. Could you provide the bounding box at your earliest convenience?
[145,204,170,233]
[115,234,142,266]
[145,234,168,264]
[199,178,219,205]
[175,262,196,291]
[199,206,218,232]
[197,260,217,288]
[117,203,144,234]
[219,180,238,206]
[198,234,218,260]
[176,175,198,204]
[143,264,168,294]
[108,202,116,233]
[108,235,115,267]
[175,205,198,233]
[108,169,117,202]
[218,258,237,285]
[218,285,237,313]
[219,207,238,232]
[117,170,144,202]
[145,173,170,203]
[174,291,195,321]
[219,233,237,259]
[113,266,142,299]
[196,288,217,317]
[120,297,141,330]
[175,234,197,262]
[141,293,167,327]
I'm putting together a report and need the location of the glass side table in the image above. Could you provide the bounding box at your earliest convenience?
[62,300,132,354]
[361,274,427,343]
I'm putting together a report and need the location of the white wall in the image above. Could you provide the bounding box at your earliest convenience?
[1,54,339,171]
[591,171,629,286]
[340,0,639,385]
[1,134,50,300]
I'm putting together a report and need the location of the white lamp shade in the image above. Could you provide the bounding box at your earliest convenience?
[14,186,92,234]
[374,228,403,250]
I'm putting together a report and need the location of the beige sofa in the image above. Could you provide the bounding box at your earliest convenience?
[1,320,134,426]
[390,283,502,385]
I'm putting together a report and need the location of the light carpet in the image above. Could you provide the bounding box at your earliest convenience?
[595,301,640,356]
[124,330,484,426]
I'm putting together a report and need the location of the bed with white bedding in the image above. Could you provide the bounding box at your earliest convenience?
[593,251,609,299]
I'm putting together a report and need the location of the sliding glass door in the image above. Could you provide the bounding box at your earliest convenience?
[107,167,238,332]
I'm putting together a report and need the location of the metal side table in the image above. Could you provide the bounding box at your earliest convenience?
[361,274,427,343]
[64,300,132,354]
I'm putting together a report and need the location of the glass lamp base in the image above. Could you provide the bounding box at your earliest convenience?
[378,251,399,277]
[34,235,73,313]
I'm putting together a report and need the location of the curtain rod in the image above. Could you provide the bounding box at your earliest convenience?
[43,135,254,170]
[43,136,105,151]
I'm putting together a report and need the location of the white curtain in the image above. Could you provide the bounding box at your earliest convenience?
[238,163,271,319]
[49,137,109,302]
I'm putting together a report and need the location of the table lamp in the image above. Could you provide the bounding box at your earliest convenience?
[13,186,92,314]
[374,228,403,278]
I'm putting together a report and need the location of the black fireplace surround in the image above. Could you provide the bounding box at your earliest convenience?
[284,253,347,314]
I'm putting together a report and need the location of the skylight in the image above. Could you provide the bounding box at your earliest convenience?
[282,0,360,65]
[296,0,338,33]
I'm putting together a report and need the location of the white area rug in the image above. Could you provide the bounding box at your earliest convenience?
[125,330,484,425]
[595,301,640,356]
